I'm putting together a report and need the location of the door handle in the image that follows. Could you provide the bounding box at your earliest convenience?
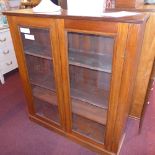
[6,61,13,66]
[0,38,6,42]
[3,50,9,55]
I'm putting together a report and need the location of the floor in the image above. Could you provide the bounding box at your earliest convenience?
[0,71,154,155]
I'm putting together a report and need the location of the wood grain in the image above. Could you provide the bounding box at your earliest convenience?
[115,0,144,8]
[55,19,72,132]
[7,16,35,115]
[65,20,117,34]
[104,23,129,152]
[130,13,155,118]
[111,23,146,152]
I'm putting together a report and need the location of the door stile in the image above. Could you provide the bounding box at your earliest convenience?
[104,23,129,151]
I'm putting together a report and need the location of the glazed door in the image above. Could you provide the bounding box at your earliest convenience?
[8,17,64,129]
[63,20,128,146]
[68,32,114,144]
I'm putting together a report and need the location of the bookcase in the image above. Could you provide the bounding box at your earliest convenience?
[4,9,148,154]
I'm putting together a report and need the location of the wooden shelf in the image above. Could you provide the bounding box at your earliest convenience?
[34,97,60,124]
[69,50,112,73]
[30,77,56,91]
[69,61,111,73]
[71,97,107,125]
[25,54,56,90]
[25,51,51,60]
[33,86,57,105]
[20,27,52,58]
[69,48,112,57]
[24,46,52,57]
[68,32,114,55]
[72,114,105,143]
[32,86,107,125]
[71,88,108,109]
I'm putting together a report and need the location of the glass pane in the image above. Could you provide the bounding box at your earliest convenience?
[70,66,110,108]
[72,114,106,142]
[19,26,60,124]
[68,32,113,73]
[20,27,52,58]
[34,98,59,123]
[68,32,114,143]
[33,86,59,123]
[25,55,55,90]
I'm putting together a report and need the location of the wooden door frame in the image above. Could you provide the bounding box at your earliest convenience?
[7,16,66,130]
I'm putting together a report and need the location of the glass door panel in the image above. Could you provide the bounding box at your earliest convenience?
[68,32,114,143]
[25,55,55,90]
[33,86,59,123]
[20,27,52,58]
[19,26,60,125]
